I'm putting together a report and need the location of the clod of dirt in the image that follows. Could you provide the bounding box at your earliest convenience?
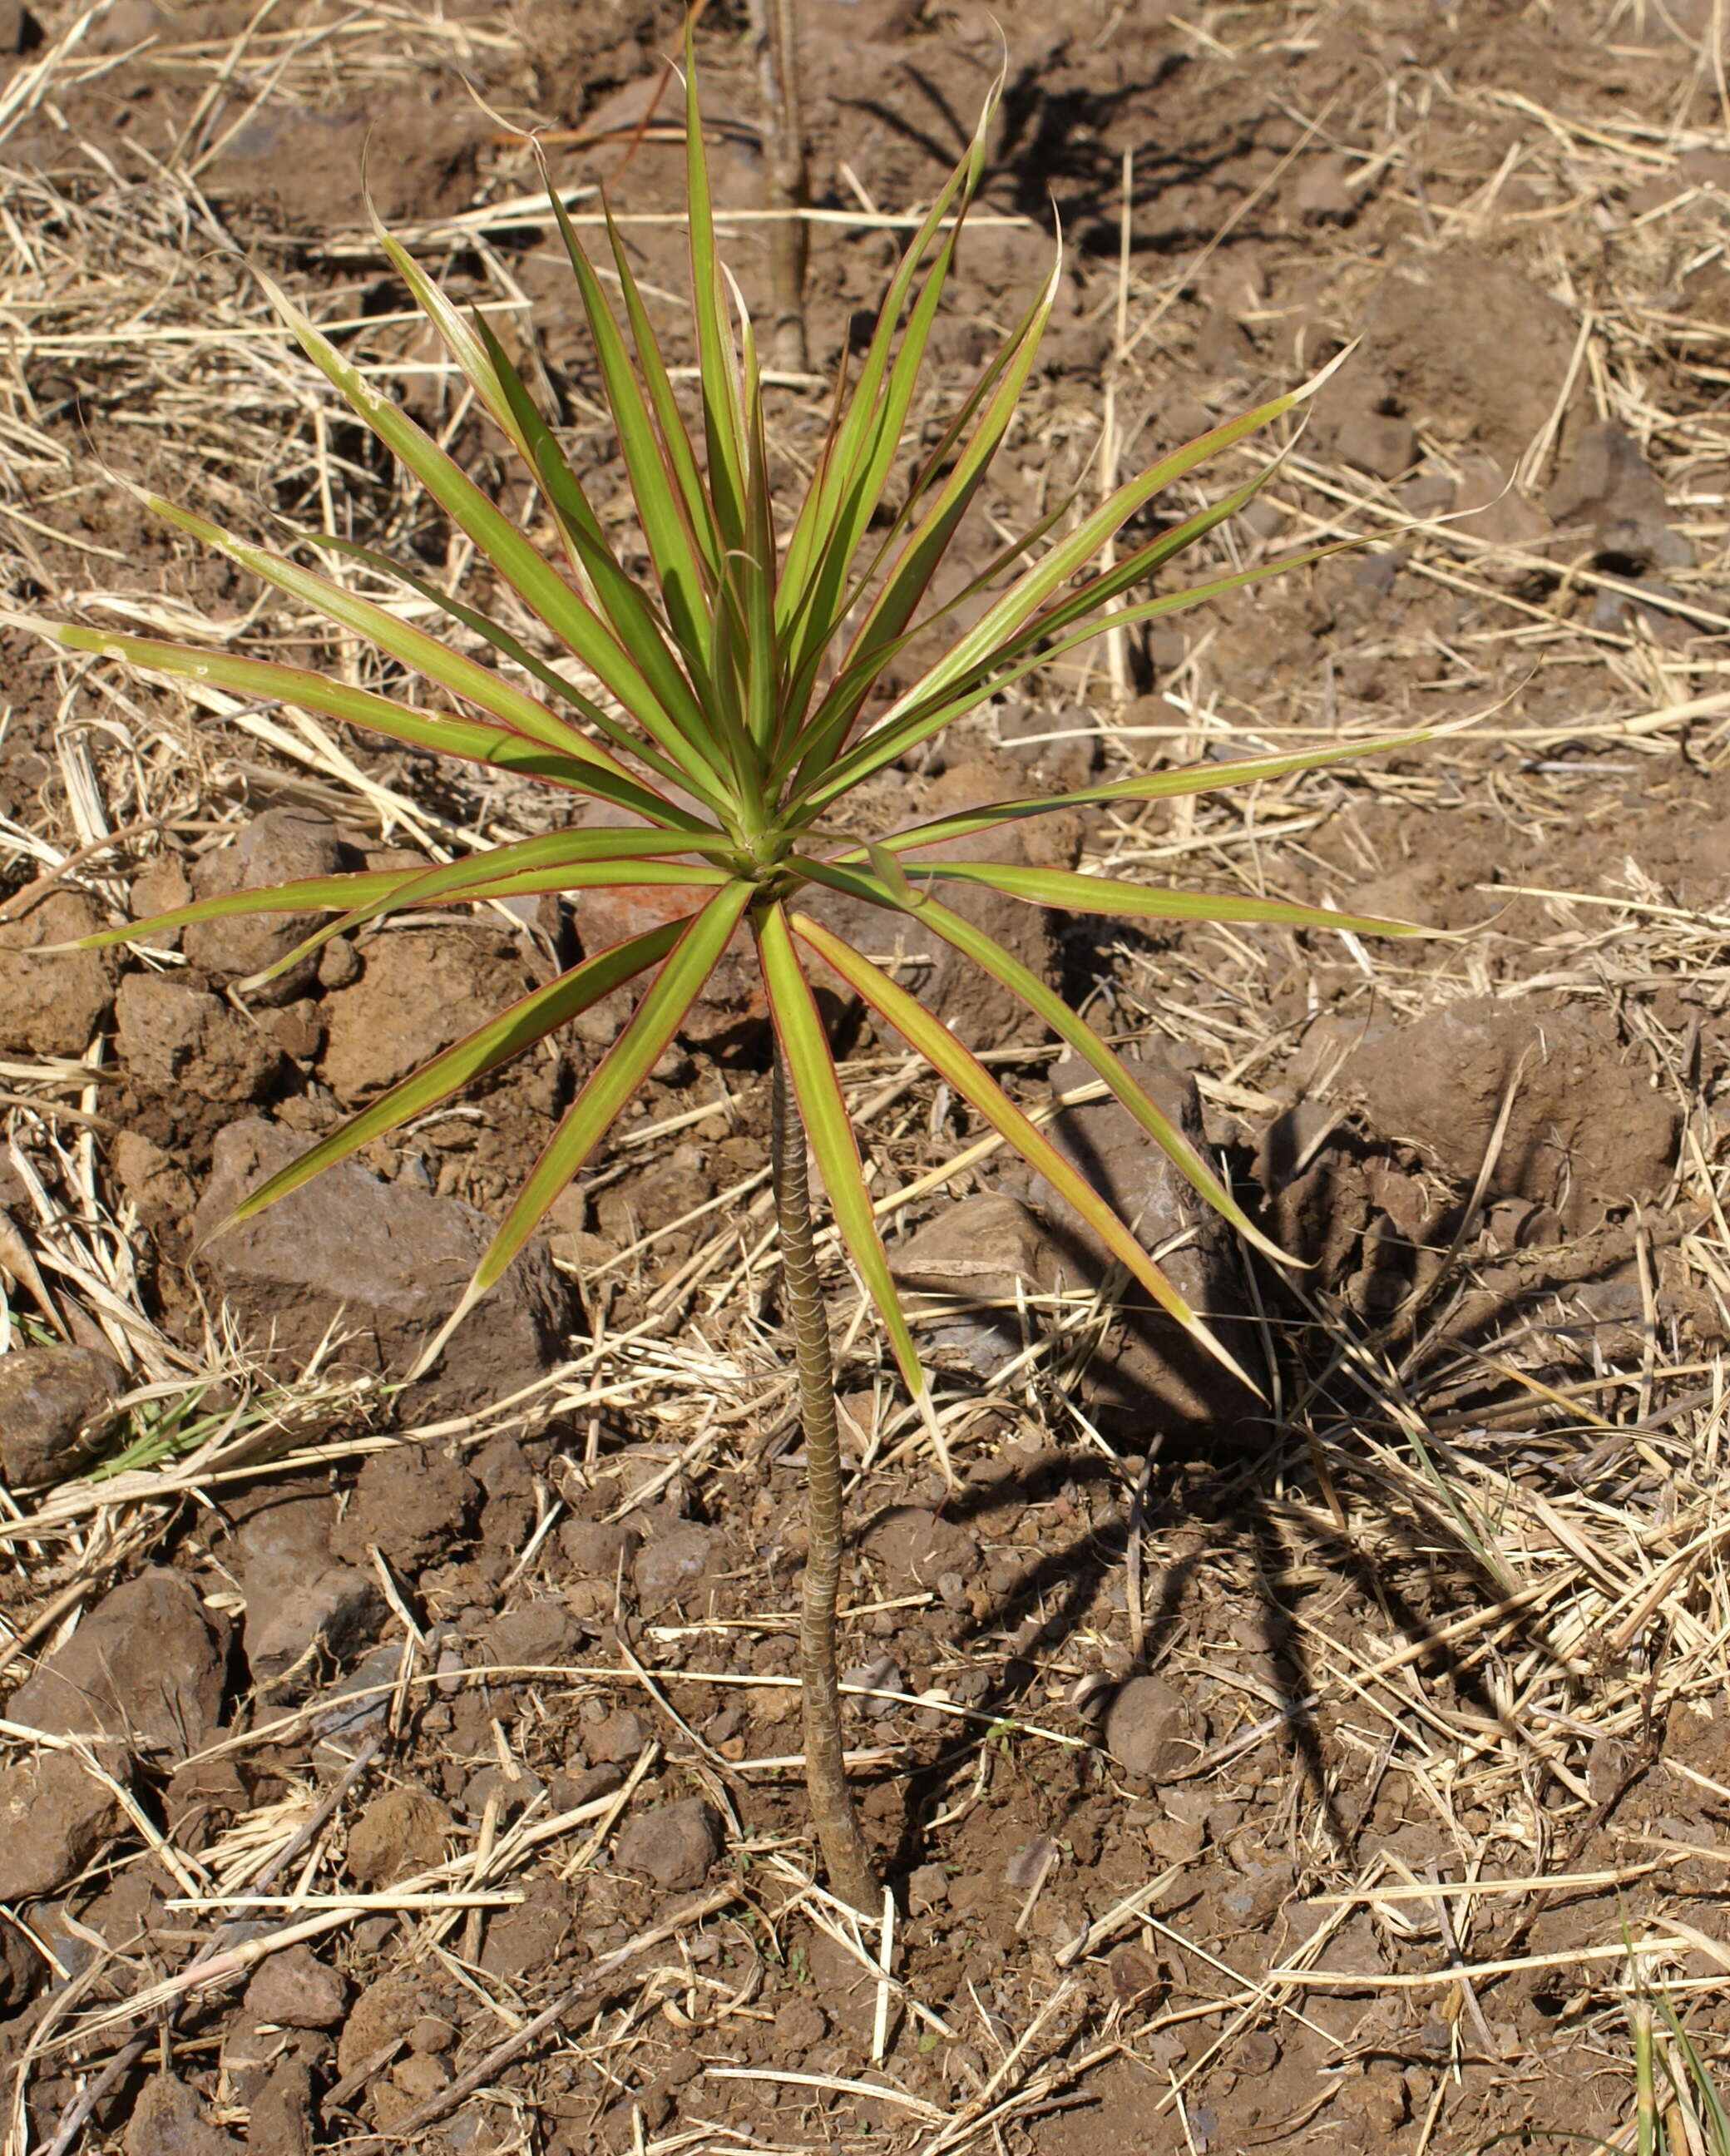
[559,1517,640,1580]
[111,1130,195,1224]
[182,809,345,1007]
[192,1118,577,1412]
[242,1944,348,2030]
[0,1340,123,1486]
[614,1796,720,1891]
[1104,1674,1191,1780]
[631,1521,720,1615]
[863,1506,976,1592]
[482,1600,581,1672]
[0,890,112,1055]
[1358,255,1587,469]
[0,1748,121,1901]
[1333,408,1417,482]
[245,2059,314,2156]
[586,1708,650,1763]
[115,974,283,1103]
[1001,1046,1259,1432]
[347,1783,452,1886]
[330,1446,480,1571]
[336,1973,442,2082]
[319,927,538,1098]
[1545,420,1694,570]
[889,1193,1060,1379]
[122,2074,241,2156]
[229,1481,385,1696]
[1337,997,1678,1224]
[8,1566,230,1757]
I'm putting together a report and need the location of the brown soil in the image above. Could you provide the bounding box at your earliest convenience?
[2,2,1729,2154]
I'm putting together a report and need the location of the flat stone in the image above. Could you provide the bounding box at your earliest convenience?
[0,890,111,1056]
[243,1943,348,2030]
[614,1797,719,1892]
[192,1118,576,1413]
[182,808,345,1006]
[9,1566,229,1758]
[0,1342,124,1486]
[0,1748,121,1901]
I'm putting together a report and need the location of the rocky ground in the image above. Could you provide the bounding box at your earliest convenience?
[1,0,1729,2150]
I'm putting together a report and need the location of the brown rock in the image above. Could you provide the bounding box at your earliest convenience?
[329,1446,479,1570]
[1002,1046,1258,1432]
[889,1193,1060,1379]
[1334,408,1417,482]
[191,1117,576,1412]
[1337,996,1678,1226]
[1545,420,1693,571]
[615,1796,719,1891]
[9,1566,229,1757]
[631,1521,719,1615]
[0,1342,123,1486]
[1453,453,1555,561]
[124,2074,242,2156]
[183,808,345,1006]
[586,1708,649,1764]
[319,928,536,1098]
[348,1784,451,1886]
[243,1944,348,2029]
[0,1748,121,1901]
[0,890,111,1055]
[111,1130,195,1222]
[115,973,283,1102]
[863,1506,976,1591]
[1105,1675,1190,1780]
[230,1482,384,1694]
[1361,255,1586,470]
[245,2058,313,2156]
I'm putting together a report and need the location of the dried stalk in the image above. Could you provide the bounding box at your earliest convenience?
[770,1043,878,1912]
[753,0,810,373]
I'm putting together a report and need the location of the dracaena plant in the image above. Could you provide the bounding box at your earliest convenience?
[58,46,1416,1910]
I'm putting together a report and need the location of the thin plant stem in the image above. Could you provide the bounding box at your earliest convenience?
[770,1040,879,1912]
[753,0,810,374]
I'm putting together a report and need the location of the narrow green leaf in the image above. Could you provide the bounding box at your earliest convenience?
[245,845,734,988]
[789,859,1288,1263]
[685,28,749,553]
[790,910,1257,1392]
[871,386,1308,727]
[263,274,737,816]
[602,195,719,579]
[56,624,697,826]
[778,69,999,634]
[69,867,427,952]
[544,176,713,667]
[805,541,1355,804]
[754,902,927,1400]
[462,880,754,1302]
[867,732,1431,853]
[141,497,638,776]
[892,859,1419,937]
[788,263,1061,790]
[227,919,686,1224]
